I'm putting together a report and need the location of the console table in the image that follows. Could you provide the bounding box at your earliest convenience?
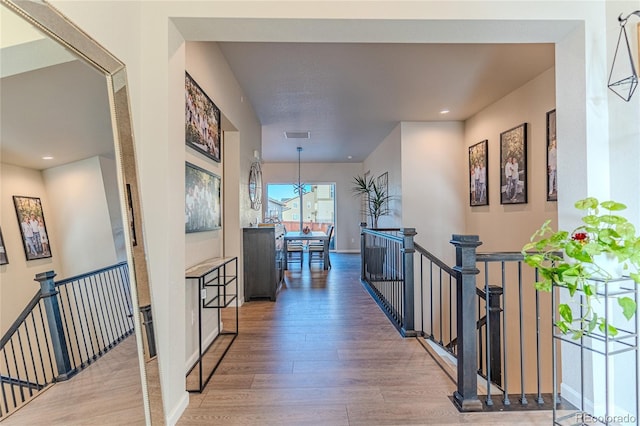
[185,256,238,392]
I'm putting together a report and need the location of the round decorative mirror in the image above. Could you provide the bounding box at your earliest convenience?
[249,161,262,210]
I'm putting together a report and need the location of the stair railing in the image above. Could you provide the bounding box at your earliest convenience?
[414,235,557,412]
[0,262,134,419]
[360,224,416,337]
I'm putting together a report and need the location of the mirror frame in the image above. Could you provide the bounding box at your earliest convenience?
[0,1,163,424]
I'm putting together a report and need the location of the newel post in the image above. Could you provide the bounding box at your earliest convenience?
[450,235,483,412]
[34,271,74,380]
[401,228,416,336]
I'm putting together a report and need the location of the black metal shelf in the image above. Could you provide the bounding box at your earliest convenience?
[185,256,238,393]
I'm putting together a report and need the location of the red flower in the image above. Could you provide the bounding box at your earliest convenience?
[572,232,589,244]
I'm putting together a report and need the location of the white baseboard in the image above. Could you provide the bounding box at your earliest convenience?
[166,391,189,426]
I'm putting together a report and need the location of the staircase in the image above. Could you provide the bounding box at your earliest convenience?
[0,262,134,419]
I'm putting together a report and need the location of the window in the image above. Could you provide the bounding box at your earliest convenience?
[267,183,335,245]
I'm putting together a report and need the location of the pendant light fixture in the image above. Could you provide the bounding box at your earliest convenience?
[608,11,640,101]
[293,146,307,231]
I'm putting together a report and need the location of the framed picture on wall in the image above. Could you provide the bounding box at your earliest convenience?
[185,72,222,163]
[0,227,8,265]
[13,196,52,261]
[546,109,557,201]
[185,162,222,233]
[500,123,528,205]
[469,140,489,206]
[377,172,388,196]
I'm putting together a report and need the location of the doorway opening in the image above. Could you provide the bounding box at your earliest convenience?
[267,183,336,249]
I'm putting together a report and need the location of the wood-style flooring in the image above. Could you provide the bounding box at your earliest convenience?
[178,253,552,425]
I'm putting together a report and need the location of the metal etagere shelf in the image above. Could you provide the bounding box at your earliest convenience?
[185,256,238,393]
[552,276,638,426]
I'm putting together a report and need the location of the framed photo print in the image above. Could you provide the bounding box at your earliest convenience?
[469,140,488,206]
[500,123,528,205]
[185,72,221,162]
[546,109,557,201]
[377,172,388,196]
[185,162,222,233]
[0,227,8,265]
[13,196,52,260]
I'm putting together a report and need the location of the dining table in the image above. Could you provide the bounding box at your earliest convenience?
[283,231,330,270]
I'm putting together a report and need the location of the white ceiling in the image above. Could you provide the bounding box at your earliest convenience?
[218,41,555,163]
[0,5,114,172]
[0,10,555,171]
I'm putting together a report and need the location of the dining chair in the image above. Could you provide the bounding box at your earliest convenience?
[284,226,304,268]
[308,225,333,268]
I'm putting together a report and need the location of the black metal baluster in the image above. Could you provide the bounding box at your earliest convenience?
[439,268,443,346]
[29,311,46,388]
[70,282,90,367]
[517,261,527,405]
[430,260,434,340]
[92,272,114,353]
[501,261,510,406]
[8,339,23,404]
[485,263,493,406]
[85,273,111,356]
[534,268,544,404]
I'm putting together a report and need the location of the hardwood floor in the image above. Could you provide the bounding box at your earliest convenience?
[178,253,552,425]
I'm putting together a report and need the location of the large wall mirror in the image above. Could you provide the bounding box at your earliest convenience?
[0,0,163,424]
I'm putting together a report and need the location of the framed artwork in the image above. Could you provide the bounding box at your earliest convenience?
[546,109,557,201]
[377,172,388,195]
[469,140,489,206]
[13,196,52,261]
[185,72,221,163]
[0,227,8,265]
[500,123,528,205]
[185,162,222,233]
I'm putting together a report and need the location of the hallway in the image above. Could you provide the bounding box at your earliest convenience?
[178,253,550,425]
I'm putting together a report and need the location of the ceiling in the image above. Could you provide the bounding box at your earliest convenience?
[218,42,555,163]
[0,5,114,172]
[0,6,555,171]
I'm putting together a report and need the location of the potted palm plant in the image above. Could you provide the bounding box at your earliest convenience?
[352,175,391,229]
[352,175,391,275]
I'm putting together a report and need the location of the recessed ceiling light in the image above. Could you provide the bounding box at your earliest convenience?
[440,109,450,115]
[42,156,54,160]
[347,155,353,160]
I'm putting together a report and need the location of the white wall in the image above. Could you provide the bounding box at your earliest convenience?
[99,156,127,263]
[262,162,362,252]
[49,1,637,423]
[363,124,402,229]
[182,41,263,401]
[0,164,61,334]
[464,67,557,251]
[43,156,119,277]
[400,122,466,264]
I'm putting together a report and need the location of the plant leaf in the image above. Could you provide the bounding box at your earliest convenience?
[618,297,637,320]
[601,201,627,211]
[558,304,573,323]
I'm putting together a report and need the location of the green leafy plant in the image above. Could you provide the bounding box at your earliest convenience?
[352,175,391,228]
[522,197,640,339]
